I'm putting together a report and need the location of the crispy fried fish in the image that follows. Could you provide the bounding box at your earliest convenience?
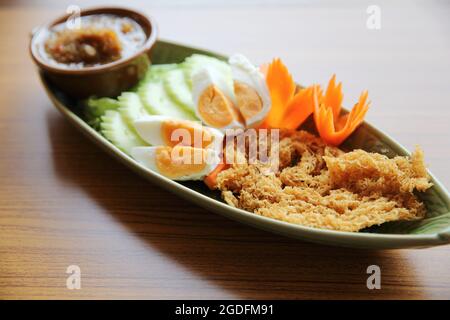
[216,130,431,232]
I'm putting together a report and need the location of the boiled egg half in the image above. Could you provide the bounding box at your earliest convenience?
[131,145,221,181]
[229,54,271,128]
[192,68,244,131]
[133,115,224,154]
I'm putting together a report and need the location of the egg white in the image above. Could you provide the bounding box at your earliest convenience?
[133,115,171,146]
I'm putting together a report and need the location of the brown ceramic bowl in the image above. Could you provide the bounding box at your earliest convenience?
[30,7,158,98]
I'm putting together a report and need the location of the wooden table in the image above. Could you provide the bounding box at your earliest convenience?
[1,0,449,299]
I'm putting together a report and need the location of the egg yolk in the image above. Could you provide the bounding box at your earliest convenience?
[197,84,242,128]
[233,80,263,124]
[161,120,213,148]
[155,146,208,179]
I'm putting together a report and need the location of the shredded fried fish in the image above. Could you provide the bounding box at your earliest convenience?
[216,130,432,232]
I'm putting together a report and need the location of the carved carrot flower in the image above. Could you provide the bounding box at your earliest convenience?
[260,59,370,145]
[313,75,370,146]
[260,58,315,129]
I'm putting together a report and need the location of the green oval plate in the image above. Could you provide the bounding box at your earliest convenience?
[39,40,450,249]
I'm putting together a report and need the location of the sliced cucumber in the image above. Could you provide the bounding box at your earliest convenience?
[100,110,147,155]
[183,54,232,87]
[183,54,235,102]
[148,64,178,77]
[84,97,120,129]
[86,97,120,116]
[164,68,195,113]
[131,64,179,92]
[138,80,197,120]
[118,92,149,133]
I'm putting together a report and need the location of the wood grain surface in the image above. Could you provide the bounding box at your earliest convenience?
[0,0,449,299]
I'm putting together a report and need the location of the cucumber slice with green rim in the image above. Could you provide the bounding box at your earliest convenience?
[148,63,178,76]
[86,97,120,117]
[183,54,235,102]
[118,92,149,133]
[183,54,233,86]
[164,68,195,112]
[132,64,179,91]
[100,110,147,155]
[84,97,120,129]
[138,80,197,120]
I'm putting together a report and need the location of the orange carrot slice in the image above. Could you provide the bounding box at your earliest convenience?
[313,82,370,146]
[282,85,315,129]
[262,58,296,128]
[204,163,229,190]
[324,74,343,119]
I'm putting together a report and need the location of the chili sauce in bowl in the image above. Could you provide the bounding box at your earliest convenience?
[30,7,158,98]
[41,15,147,68]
